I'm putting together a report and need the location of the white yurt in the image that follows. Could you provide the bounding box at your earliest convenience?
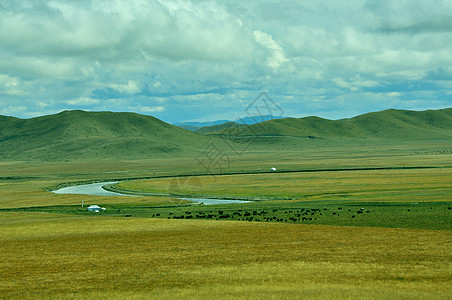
[87,205,104,212]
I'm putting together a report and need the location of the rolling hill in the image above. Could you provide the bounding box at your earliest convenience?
[202,108,452,140]
[1,108,452,161]
[0,110,211,160]
[196,121,246,134]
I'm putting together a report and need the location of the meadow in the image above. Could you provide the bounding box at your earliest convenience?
[1,141,451,299]
[1,214,450,299]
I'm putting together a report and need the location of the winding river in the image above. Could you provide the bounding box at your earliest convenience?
[52,181,251,205]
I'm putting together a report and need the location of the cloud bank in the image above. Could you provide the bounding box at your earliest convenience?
[0,0,451,122]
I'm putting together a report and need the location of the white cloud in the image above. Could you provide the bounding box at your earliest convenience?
[140,106,165,113]
[0,105,28,115]
[253,30,288,69]
[110,80,141,94]
[0,74,24,96]
[65,97,100,106]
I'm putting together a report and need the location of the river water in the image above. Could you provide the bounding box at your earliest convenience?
[52,182,251,205]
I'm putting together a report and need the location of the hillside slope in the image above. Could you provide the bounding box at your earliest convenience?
[205,108,452,140]
[196,122,246,134]
[0,110,210,160]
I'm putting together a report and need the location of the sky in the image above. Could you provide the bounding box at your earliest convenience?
[1,0,452,123]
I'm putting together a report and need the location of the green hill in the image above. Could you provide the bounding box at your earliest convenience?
[0,110,211,160]
[205,108,452,140]
[2,108,452,161]
[196,122,246,134]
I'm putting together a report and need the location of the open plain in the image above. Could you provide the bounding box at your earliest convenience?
[1,141,452,299]
[1,109,452,299]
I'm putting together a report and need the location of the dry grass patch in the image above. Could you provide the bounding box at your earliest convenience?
[1,214,450,299]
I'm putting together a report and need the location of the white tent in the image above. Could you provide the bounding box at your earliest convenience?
[270,167,277,171]
[87,205,106,212]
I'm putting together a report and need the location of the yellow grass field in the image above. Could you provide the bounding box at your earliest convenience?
[117,167,452,202]
[1,149,451,299]
[1,213,451,299]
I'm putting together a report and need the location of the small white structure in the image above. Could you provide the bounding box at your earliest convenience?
[87,205,106,212]
[270,167,277,172]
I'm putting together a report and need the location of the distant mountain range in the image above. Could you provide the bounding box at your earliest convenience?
[175,115,284,131]
[1,108,451,161]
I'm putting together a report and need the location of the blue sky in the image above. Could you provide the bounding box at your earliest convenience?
[0,0,451,123]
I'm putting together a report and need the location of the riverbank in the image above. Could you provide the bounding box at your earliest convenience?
[103,182,290,202]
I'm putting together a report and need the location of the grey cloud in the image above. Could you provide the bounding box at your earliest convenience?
[365,0,452,34]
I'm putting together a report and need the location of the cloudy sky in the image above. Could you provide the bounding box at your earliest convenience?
[1,0,451,123]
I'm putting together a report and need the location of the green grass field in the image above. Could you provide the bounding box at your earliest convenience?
[1,142,451,299]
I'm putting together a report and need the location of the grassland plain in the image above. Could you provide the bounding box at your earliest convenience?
[116,167,452,202]
[1,215,451,299]
[0,142,451,299]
